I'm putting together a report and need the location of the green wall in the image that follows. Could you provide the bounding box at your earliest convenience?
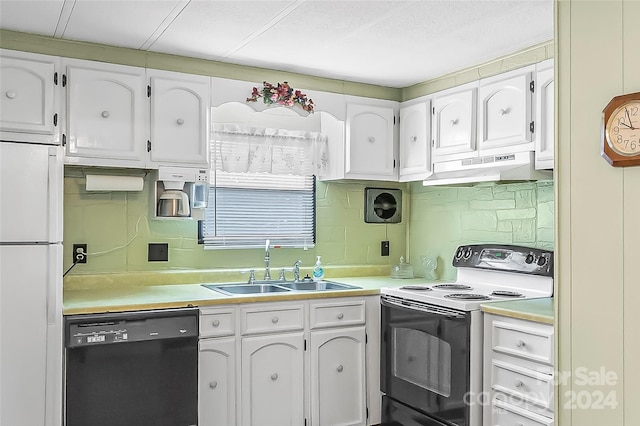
[407,181,554,280]
[63,170,408,275]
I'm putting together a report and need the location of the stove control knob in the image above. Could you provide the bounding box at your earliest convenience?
[537,256,547,267]
[463,248,473,260]
[455,247,464,260]
[525,253,535,264]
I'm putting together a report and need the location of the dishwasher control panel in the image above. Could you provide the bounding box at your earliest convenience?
[65,308,199,348]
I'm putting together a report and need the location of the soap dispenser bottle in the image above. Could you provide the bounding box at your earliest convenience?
[312,256,324,281]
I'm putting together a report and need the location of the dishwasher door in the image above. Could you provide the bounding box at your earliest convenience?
[64,308,199,426]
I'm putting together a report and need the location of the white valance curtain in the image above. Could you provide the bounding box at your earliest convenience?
[211,123,329,177]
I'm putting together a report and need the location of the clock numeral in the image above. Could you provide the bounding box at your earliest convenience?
[631,106,638,116]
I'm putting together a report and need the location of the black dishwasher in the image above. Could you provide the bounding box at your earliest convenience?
[64,308,199,426]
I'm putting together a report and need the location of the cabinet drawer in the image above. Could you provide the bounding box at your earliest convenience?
[241,304,304,335]
[493,398,554,426]
[492,319,553,365]
[200,307,236,338]
[310,300,366,329]
[492,360,553,411]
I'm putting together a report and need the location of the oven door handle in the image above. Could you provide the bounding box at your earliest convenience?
[381,296,466,319]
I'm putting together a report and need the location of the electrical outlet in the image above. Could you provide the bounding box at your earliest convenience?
[381,240,390,256]
[148,243,169,262]
[72,244,87,264]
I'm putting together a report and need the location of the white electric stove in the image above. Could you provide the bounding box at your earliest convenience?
[380,244,554,426]
[381,244,554,311]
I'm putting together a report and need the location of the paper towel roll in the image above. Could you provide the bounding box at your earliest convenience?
[85,175,144,191]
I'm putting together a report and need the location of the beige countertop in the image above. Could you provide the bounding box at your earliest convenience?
[63,274,431,315]
[480,297,554,324]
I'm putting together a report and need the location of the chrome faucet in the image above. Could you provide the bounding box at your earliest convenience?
[264,239,271,280]
[293,260,302,282]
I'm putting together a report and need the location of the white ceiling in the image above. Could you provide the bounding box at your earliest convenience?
[0,0,553,88]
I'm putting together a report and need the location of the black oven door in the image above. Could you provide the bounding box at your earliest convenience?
[381,295,471,426]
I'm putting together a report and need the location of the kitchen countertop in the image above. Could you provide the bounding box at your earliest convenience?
[63,275,430,315]
[480,297,554,324]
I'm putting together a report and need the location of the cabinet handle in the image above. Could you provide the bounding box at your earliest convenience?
[498,108,509,116]
[337,313,344,320]
[449,119,458,126]
[101,111,110,118]
[209,381,218,389]
[271,316,279,324]
[514,379,524,388]
[177,118,185,125]
[337,365,344,372]
[368,137,376,143]
[271,373,279,381]
[212,319,220,327]
[5,90,17,99]
[516,339,525,348]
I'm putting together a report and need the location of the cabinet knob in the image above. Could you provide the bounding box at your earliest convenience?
[337,313,344,320]
[514,379,524,388]
[271,373,279,381]
[101,111,110,118]
[411,136,417,142]
[177,118,185,125]
[498,108,509,116]
[212,319,220,327]
[209,381,218,389]
[271,316,279,324]
[516,339,525,348]
[5,90,17,99]
[449,119,458,126]
[368,136,376,143]
[337,365,344,372]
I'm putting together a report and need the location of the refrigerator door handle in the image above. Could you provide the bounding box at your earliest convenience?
[47,147,63,243]
[47,246,62,325]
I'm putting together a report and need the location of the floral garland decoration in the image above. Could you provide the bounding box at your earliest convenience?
[246,81,314,113]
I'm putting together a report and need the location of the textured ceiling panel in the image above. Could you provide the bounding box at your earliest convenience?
[0,0,553,87]
[0,0,65,36]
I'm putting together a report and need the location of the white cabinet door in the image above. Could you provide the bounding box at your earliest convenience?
[199,337,236,426]
[148,70,210,168]
[64,59,147,167]
[241,332,305,426]
[534,59,555,169]
[0,49,59,144]
[432,85,477,161]
[478,67,534,154]
[399,100,431,182]
[310,326,367,426]
[345,103,396,180]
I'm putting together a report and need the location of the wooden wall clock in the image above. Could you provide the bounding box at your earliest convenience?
[602,92,640,167]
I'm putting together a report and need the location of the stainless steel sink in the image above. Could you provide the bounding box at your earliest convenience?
[203,283,291,295]
[202,279,360,295]
[276,280,360,291]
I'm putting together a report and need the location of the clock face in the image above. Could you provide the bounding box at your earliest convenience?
[605,100,640,156]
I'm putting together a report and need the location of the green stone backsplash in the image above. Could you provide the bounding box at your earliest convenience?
[63,170,407,276]
[407,181,555,280]
[64,169,554,281]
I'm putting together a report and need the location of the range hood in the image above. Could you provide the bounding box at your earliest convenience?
[423,151,551,187]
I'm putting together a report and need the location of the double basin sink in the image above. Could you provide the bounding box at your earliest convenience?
[203,279,360,296]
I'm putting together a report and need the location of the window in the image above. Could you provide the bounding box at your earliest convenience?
[200,124,325,249]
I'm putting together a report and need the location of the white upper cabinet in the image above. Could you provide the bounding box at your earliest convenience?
[64,59,148,167]
[432,83,478,162]
[0,49,60,145]
[477,66,534,155]
[534,59,555,170]
[345,102,397,181]
[148,69,210,168]
[399,100,432,182]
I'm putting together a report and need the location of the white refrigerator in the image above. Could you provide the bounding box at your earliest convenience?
[0,141,63,426]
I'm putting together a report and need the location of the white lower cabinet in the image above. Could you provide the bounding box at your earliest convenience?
[241,332,305,426]
[483,313,555,426]
[310,326,367,426]
[199,296,379,426]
